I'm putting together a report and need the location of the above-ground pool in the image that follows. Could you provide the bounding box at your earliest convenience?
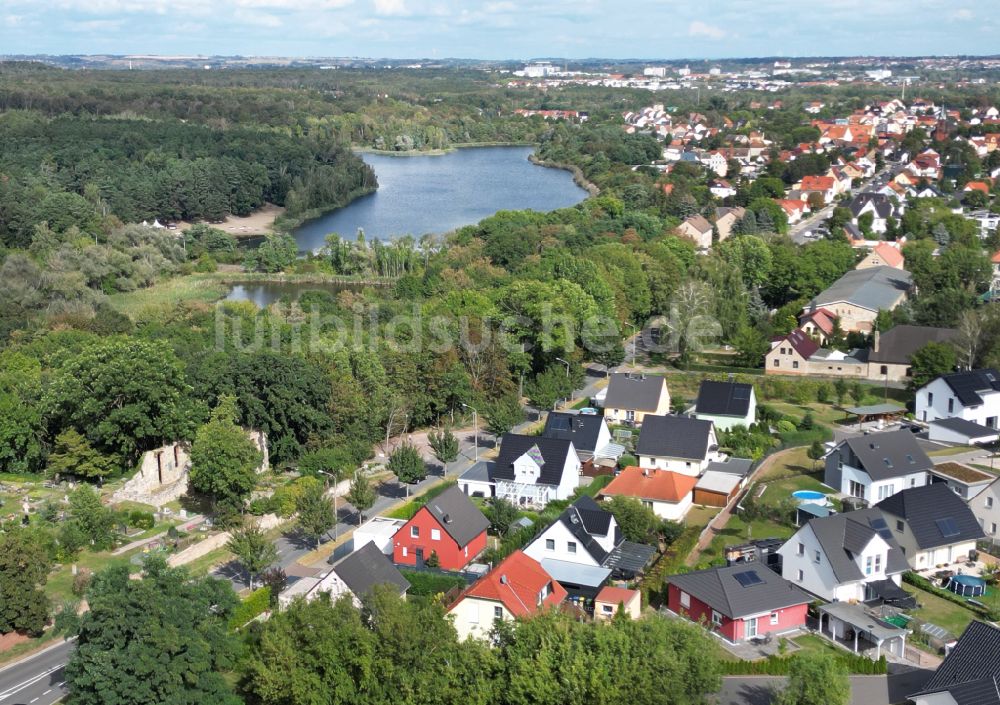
[792,490,827,502]
[946,575,987,598]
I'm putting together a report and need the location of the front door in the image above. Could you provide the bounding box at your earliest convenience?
[745,617,758,639]
[415,548,424,566]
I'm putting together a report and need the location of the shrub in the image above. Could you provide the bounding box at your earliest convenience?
[619,454,638,468]
[721,651,886,675]
[72,570,92,597]
[229,586,272,630]
[128,510,155,530]
[401,570,467,597]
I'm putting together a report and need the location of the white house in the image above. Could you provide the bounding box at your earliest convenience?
[968,476,1000,544]
[599,465,697,521]
[636,414,721,476]
[524,495,619,569]
[278,542,410,608]
[916,369,1000,428]
[777,508,910,603]
[489,434,581,507]
[823,430,933,504]
[875,483,985,570]
[601,373,671,426]
[692,380,757,430]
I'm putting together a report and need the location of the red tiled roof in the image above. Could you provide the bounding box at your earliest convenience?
[871,242,904,268]
[800,175,835,191]
[601,466,697,504]
[992,251,1000,264]
[455,550,566,618]
[965,181,991,194]
[595,585,639,605]
[799,308,836,335]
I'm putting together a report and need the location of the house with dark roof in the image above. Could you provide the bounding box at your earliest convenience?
[666,564,812,643]
[693,380,757,430]
[875,483,985,570]
[929,418,1000,447]
[541,411,616,462]
[868,325,958,383]
[777,507,911,604]
[491,434,581,507]
[765,328,821,375]
[447,550,566,641]
[523,495,654,596]
[803,265,913,333]
[910,621,1000,705]
[916,369,1000,429]
[969,476,1000,543]
[279,542,410,608]
[600,465,698,521]
[636,414,720,476]
[847,192,897,233]
[823,429,933,505]
[393,485,490,570]
[601,373,671,426]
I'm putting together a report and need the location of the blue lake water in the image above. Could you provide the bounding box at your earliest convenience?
[291,146,588,253]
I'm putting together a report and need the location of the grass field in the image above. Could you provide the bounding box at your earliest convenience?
[905,585,977,638]
[108,274,228,318]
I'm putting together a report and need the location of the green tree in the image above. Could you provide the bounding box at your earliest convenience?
[65,559,241,705]
[525,366,572,412]
[777,652,850,705]
[486,497,520,535]
[909,341,958,391]
[226,523,278,590]
[0,528,51,636]
[189,396,262,509]
[388,443,427,487]
[295,481,335,549]
[807,440,826,470]
[606,495,668,544]
[428,428,459,465]
[243,234,297,273]
[69,484,117,551]
[0,392,46,474]
[482,394,525,437]
[346,471,376,524]
[833,378,848,406]
[849,381,865,406]
[732,325,769,368]
[46,428,119,482]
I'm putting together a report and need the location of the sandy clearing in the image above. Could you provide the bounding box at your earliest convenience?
[177,203,285,238]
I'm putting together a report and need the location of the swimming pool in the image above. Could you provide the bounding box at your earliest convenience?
[946,574,987,598]
[792,490,826,502]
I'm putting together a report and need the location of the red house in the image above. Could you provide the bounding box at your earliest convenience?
[393,485,489,570]
[666,565,811,643]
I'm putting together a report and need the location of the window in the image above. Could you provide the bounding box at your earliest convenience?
[948,398,955,413]
[793,361,800,370]
[431,529,441,541]
[410,526,420,538]
[910,477,917,487]
[992,523,998,536]
[989,417,998,429]
[602,604,614,614]
[494,606,503,619]
[711,610,723,626]
[626,410,635,422]
[680,590,691,608]
[865,556,873,576]
[464,546,468,557]
[773,359,780,367]
[875,554,882,573]
[402,547,408,557]
[770,612,779,625]
[545,538,555,551]
[797,542,805,556]
[928,392,934,405]
[567,541,577,554]
[814,550,821,564]
[988,496,995,509]
[797,569,804,582]
[745,617,758,638]
[537,583,550,605]
[880,365,888,375]
[896,520,904,532]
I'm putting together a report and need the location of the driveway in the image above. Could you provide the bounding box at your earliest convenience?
[715,668,933,705]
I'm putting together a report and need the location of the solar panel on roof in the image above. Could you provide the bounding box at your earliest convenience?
[870,517,888,529]
[550,417,570,431]
[732,387,750,399]
[733,570,763,587]
[935,517,960,538]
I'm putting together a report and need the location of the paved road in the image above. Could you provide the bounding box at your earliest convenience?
[789,165,898,245]
[0,641,73,705]
[716,668,933,705]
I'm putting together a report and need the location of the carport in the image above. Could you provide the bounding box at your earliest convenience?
[843,403,906,430]
[818,601,908,660]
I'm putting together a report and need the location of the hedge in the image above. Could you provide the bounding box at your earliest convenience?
[400,570,467,597]
[229,586,272,630]
[903,572,1000,621]
[721,651,887,675]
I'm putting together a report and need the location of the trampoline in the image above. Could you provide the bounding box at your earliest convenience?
[946,574,987,598]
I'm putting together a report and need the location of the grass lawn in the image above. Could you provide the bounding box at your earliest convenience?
[927,446,979,457]
[46,552,140,605]
[684,505,719,527]
[698,513,795,567]
[107,274,228,319]
[904,585,976,638]
[767,401,850,427]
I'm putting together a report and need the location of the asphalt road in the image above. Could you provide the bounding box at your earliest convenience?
[789,164,900,245]
[715,668,933,705]
[0,641,73,705]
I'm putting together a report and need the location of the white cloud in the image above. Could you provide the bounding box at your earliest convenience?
[688,19,726,40]
[373,0,407,15]
[952,8,973,20]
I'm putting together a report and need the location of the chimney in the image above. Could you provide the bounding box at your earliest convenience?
[872,330,880,353]
[500,575,508,585]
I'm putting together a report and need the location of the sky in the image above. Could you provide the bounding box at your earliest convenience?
[0,0,996,60]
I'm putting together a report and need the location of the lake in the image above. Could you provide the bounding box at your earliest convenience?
[224,281,374,307]
[291,146,588,253]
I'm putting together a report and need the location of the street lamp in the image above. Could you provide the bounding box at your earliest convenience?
[461,403,479,463]
[628,323,638,368]
[554,357,570,376]
[316,469,339,540]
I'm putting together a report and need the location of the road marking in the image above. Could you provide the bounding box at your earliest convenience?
[43,690,51,695]
[29,698,38,703]
[0,665,64,702]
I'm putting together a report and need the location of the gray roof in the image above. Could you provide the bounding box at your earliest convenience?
[876,483,985,550]
[667,564,811,619]
[543,412,606,453]
[816,601,908,642]
[495,434,576,488]
[422,485,491,547]
[705,458,754,477]
[695,380,754,418]
[603,373,667,412]
[839,430,933,481]
[636,414,715,461]
[805,508,909,583]
[808,265,912,313]
[458,460,496,484]
[915,622,1000,705]
[848,192,895,219]
[332,542,410,599]
[937,369,1000,407]
[554,495,620,565]
[930,417,1000,439]
[869,325,958,364]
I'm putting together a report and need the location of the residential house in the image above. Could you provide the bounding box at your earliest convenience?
[353,516,406,555]
[602,373,671,426]
[969,476,1000,543]
[714,206,746,242]
[541,411,616,465]
[848,193,897,234]
[916,369,1000,428]
[280,542,410,607]
[600,465,698,521]
[868,325,958,383]
[928,418,1000,446]
[709,179,737,199]
[666,564,812,643]
[776,199,809,224]
[875,483,985,570]
[824,430,933,504]
[676,214,714,250]
[856,242,905,271]
[803,266,913,333]
[798,175,836,204]
[636,414,720,475]
[929,462,994,501]
[797,308,838,345]
[693,380,757,430]
[777,508,910,603]
[488,434,581,507]
[393,485,490,570]
[523,495,654,595]
[447,550,566,641]
[909,621,1000,705]
[766,328,820,375]
[594,586,642,620]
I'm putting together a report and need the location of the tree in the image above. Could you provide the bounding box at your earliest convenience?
[525,366,572,412]
[65,559,241,705]
[0,528,51,636]
[486,497,520,535]
[295,481,335,549]
[954,309,983,369]
[69,484,117,551]
[189,396,262,510]
[482,394,525,437]
[777,652,850,705]
[388,443,427,486]
[909,341,958,391]
[428,428,459,466]
[849,381,865,406]
[243,234,297,273]
[833,378,848,406]
[347,471,376,524]
[46,428,119,482]
[226,523,278,590]
[732,325,769,368]
[592,340,626,374]
[606,495,667,544]
[807,440,825,470]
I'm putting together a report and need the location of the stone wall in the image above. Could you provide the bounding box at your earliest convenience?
[166,512,283,568]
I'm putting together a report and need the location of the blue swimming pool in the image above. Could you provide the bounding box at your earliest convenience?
[792,490,826,501]
[947,574,987,598]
